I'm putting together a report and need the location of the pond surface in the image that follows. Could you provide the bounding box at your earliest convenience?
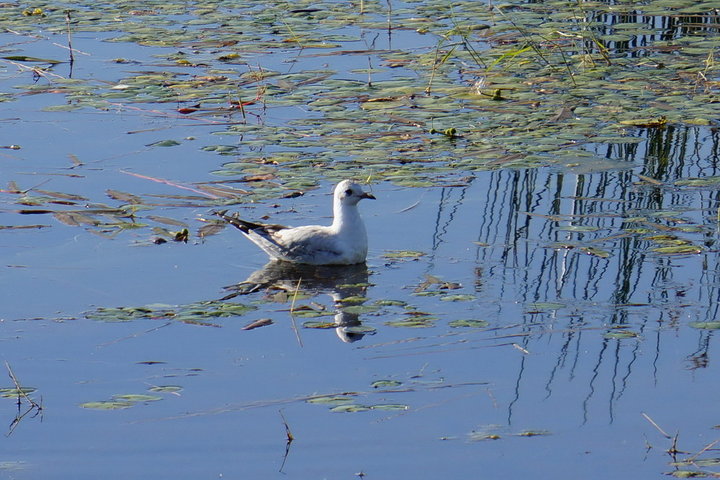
[1,1,720,478]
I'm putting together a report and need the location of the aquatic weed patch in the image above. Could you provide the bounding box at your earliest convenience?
[1,1,717,189]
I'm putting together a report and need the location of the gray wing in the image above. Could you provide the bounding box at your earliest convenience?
[273,226,344,263]
[215,210,341,263]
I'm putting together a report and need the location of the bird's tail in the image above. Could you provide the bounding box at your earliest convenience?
[213,210,276,235]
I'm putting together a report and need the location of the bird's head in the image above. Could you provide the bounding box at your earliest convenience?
[335,180,375,205]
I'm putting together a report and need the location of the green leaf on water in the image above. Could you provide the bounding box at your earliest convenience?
[618,116,667,128]
[113,394,162,403]
[80,400,135,410]
[604,330,638,339]
[557,225,600,232]
[371,380,402,389]
[2,55,63,64]
[667,471,707,478]
[449,319,489,328]
[302,321,336,329]
[148,385,183,394]
[580,247,611,258]
[146,139,181,147]
[526,302,566,311]
[516,430,552,437]
[440,294,475,302]
[370,404,409,411]
[337,295,368,304]
[292,309,333,318]
[674,176,720,187]
[0,387,37,397]
[330,404,371,413]
[650,245,702,255]
[382,250,426,259]
[374,299,408,307]
[385,318,436,328]
[340,305,380,314]
[343,325,377,335]
[307,395,355,405]
[689,322,720,330]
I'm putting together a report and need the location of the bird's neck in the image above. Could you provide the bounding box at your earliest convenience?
[332,200,361,232]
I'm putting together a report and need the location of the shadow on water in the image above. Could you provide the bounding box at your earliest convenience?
[222,262,373,343]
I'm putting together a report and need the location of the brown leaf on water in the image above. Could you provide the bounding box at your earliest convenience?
[282,191,304,199]
[194,184,248,199]
[147,215,188,227]
[17,209,54,214]
[106,189,142,204]
[198,222,226,238]
[619,116,667,128]
[242,173,276,182]
[53,212,79,226]
[6,181,22,194]
[415,274,441,293]
[33,189,88,201]
[53,212,100,226]
[550,105,576,122]
[414,274,462,293]
[0,224,50,230]
[488,154,525,167]
[242,318,273,330]
[68,153,82,167]
[635,174,663,185]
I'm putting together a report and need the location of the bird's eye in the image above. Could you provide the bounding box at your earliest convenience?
[345,189,353,196]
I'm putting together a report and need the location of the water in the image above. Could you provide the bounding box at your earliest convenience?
[2,2,720,478]
[3,172,718,478]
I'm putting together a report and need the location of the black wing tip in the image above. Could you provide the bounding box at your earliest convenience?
[213,210,253,234]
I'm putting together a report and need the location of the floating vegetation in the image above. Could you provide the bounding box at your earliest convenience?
[526,302,566,312]
[650,245,703,255]
[604,329,639,339]
[113,394,162,403]
[469,431,502,441]
[0,387,37,398]
[689,322,720,331]
[79,400,135,411]
[148,385,183,394]
[374,299,408,307]
[370,380,403,389]
[383,250,427,260]
[385,317,437,328]
[81,389,166,410]
[440,294,476,302]
[0,0,718,248]
[579,247,611,259]
[325,403,408,413]
[307,395,408,413]
[301,321,336,329]
[306,395,355,406]
[516,430,552,438]
[339,304,381,314]
[448,319,489,328]
[84,301,256,325]
[1,2,720,476]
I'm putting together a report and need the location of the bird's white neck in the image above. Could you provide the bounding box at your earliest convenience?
[332,199,362,233]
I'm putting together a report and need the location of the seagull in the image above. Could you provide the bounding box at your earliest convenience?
[216,180,375,265]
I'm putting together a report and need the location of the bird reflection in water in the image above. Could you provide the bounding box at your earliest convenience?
[222,262,374,343]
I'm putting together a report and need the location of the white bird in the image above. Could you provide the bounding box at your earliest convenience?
[216,180,375,265]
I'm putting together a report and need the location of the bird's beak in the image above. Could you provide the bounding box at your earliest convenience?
[361,192,376,200]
